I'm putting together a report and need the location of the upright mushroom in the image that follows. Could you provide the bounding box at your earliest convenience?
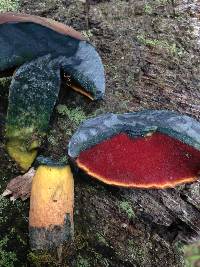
[68,110,200,188]
[0,12,105,171]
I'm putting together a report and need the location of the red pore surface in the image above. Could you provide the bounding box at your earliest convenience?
[77,132,200,188]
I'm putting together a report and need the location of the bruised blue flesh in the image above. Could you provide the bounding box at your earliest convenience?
[6,55,61,139]
[0,22,105,99]
[5,55,62,170]
[68,110,200,158]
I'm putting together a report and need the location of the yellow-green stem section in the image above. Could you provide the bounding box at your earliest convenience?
[6,139,38,171]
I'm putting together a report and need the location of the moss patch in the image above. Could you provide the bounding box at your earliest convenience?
[137,34,184,56]
[57,105,87,126]
[76,256,91,267]
[0,236,18,267]
[184,243,200,267]
[119,201,135,219]
[0,0,19,12]
[27,251,58,267]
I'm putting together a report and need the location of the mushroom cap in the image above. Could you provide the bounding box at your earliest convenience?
[0,13,105,100]
[68,110,200,189]
[0,12,84,40]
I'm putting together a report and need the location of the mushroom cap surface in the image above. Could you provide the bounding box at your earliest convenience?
[0,12,105,100]
[0,12,83,40]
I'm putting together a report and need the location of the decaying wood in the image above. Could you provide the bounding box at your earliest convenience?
[0,0,200,266]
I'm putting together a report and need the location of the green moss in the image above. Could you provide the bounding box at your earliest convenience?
[0,78,10,88]
[47,134,58,146]
[119,201,135,219]
[75,233,89,251]
[57,120,73,135]
[0,0,19,12]
[76,255,91,267]
[90,251,110,267]
[27,251,58,267]
[137,34,184,56]
[127,239,147,264]
[95,233,109,246]
[0,237,18,267]
[0,196,9,224]
[58,155,68,164]
[184,243,200,267]
[143,0,170,15]
[155,0,169,4]
[57,105,87,125]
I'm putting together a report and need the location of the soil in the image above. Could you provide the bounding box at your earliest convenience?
[0,0,199,266]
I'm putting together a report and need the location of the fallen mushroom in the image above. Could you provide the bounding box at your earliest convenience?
[1,12,105,251]
[68,110,200,188]
[3,156,75,250]
[1,12,105,171]
[29,163,74,250]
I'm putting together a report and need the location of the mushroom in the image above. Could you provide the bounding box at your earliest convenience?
[1,12,105,171]
[68,110,200,188]
[29,163,74,250]
[1,12,105,251]
[4,110,200,250]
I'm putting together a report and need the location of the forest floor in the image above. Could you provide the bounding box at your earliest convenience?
[0,0,200,266]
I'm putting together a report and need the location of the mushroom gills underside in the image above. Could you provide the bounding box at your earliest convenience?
[76,132,200,188]
[62,73,94,100]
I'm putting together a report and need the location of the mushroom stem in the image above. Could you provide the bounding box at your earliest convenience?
[29,165,74,250]
[6,139,38,171]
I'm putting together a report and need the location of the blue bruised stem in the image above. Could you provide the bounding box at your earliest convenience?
[6,55,61,171]
[1,16,105,170]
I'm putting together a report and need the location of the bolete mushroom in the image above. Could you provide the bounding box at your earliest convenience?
[4,110,200,250]
[68,110,200,188]
[1,12,105,171]
[29,162,74,250]
[1,12,105,251]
